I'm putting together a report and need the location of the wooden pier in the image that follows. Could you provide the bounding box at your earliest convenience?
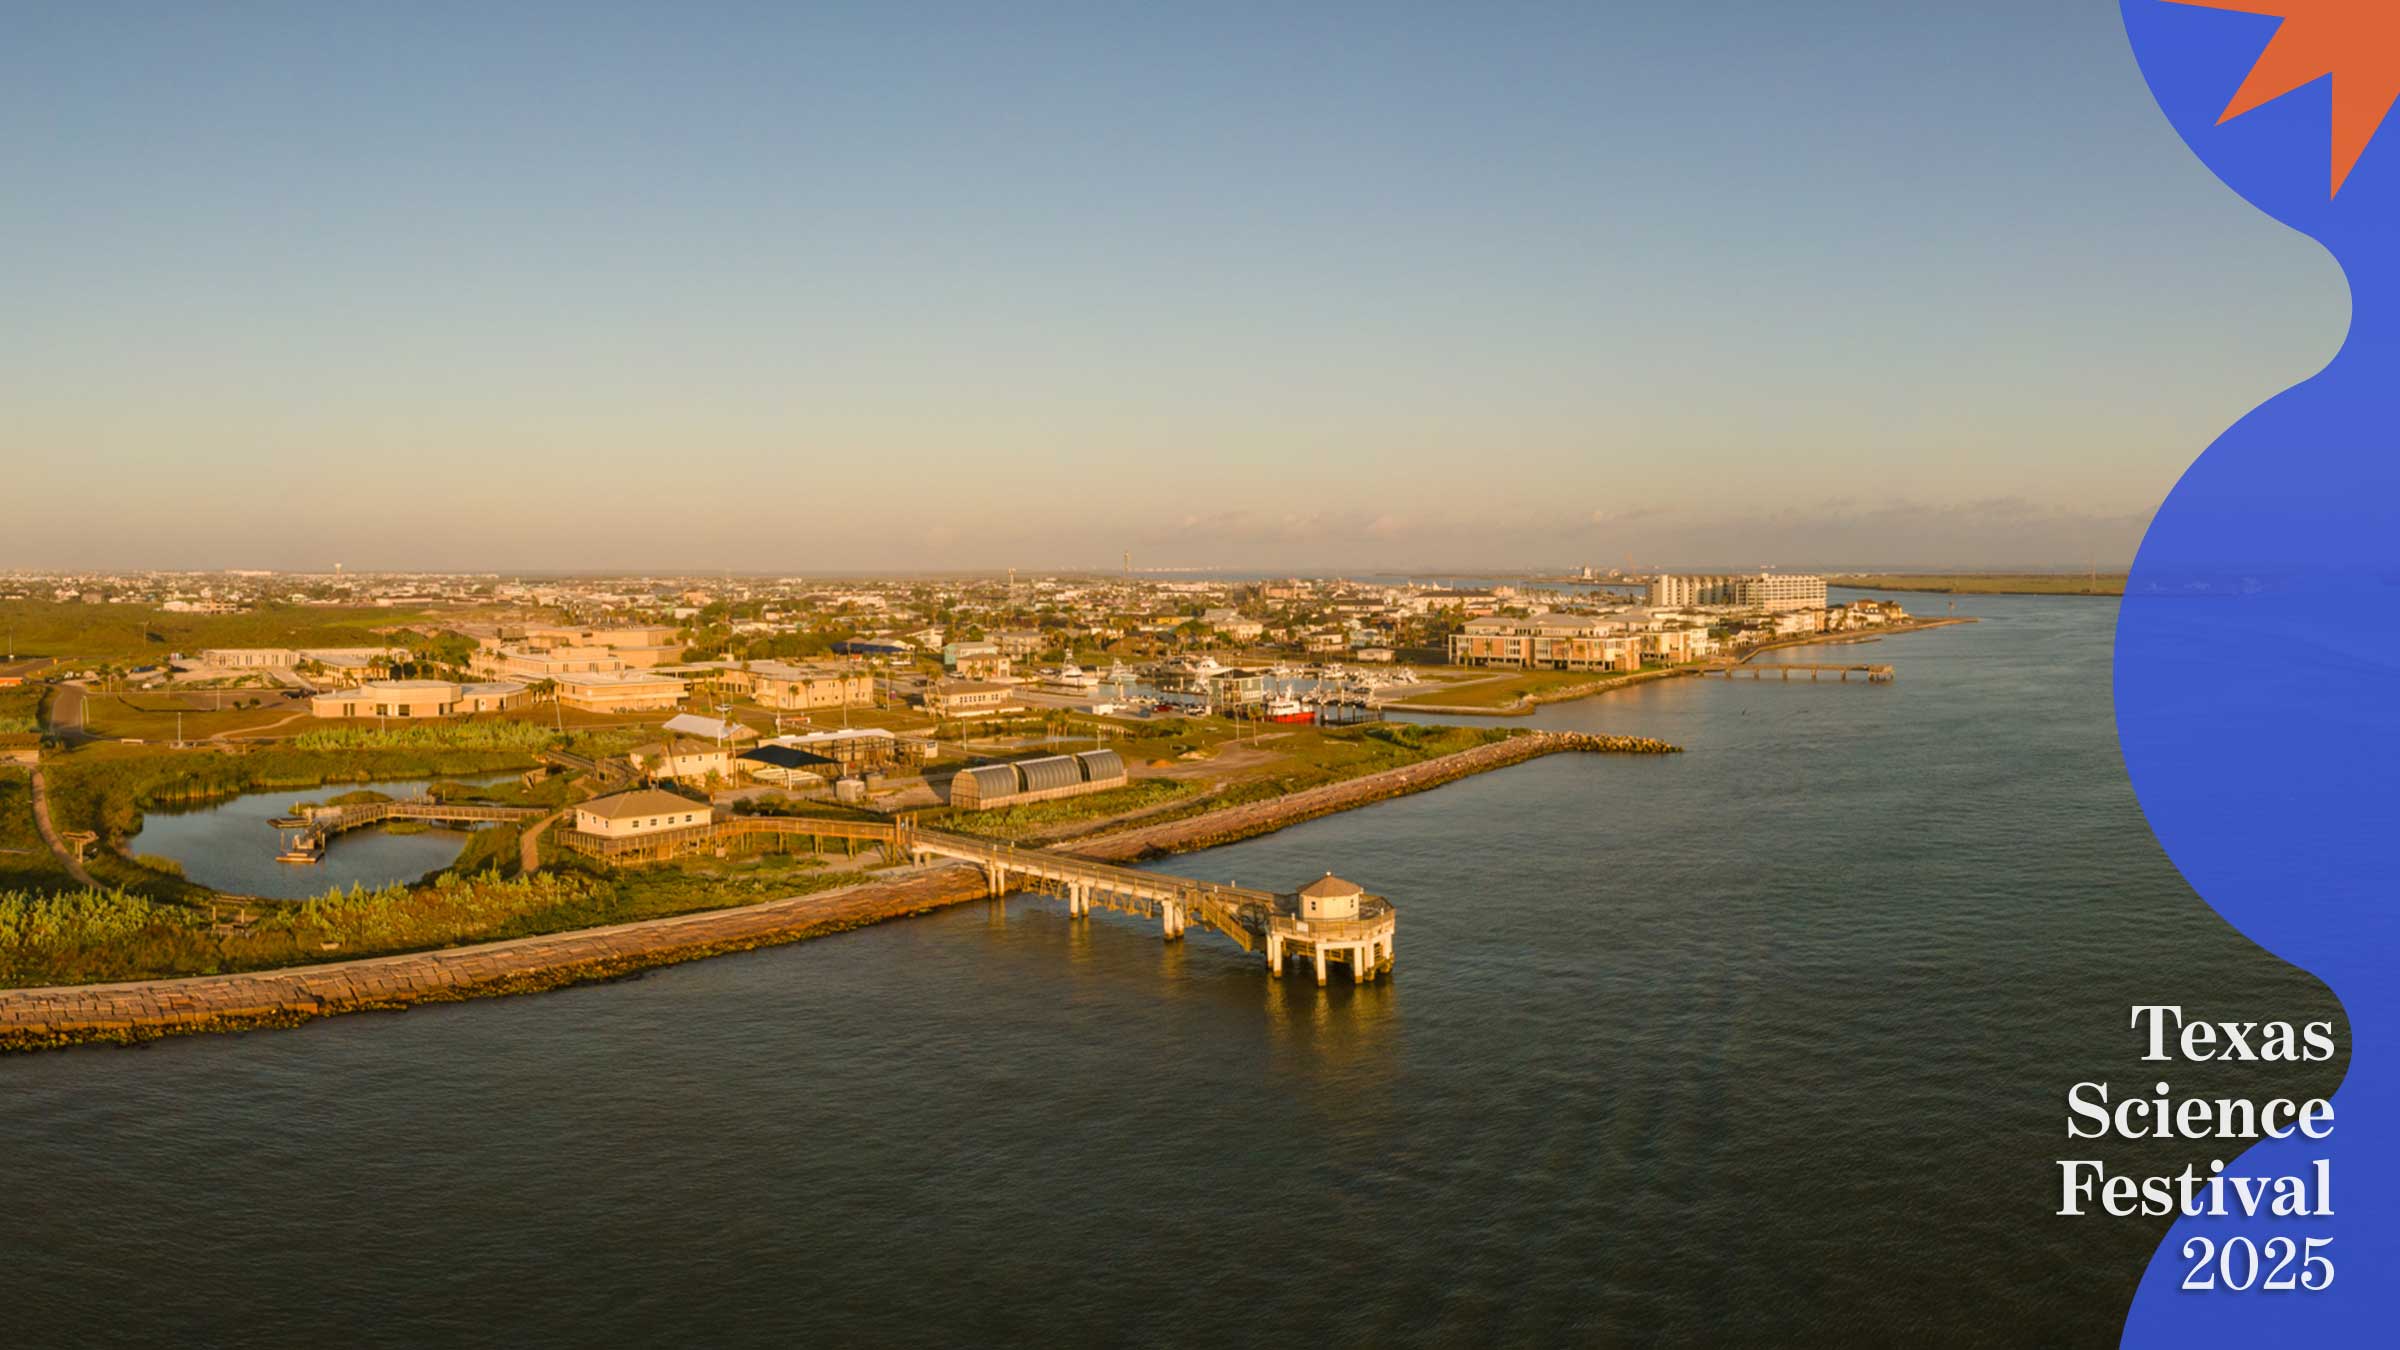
[554,812,1396,984]
[278,797,548,863]
[1718,663,1894,683]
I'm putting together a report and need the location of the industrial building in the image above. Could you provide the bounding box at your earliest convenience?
[948,749,1128,810]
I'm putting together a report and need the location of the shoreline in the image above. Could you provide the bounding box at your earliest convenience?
[1,730,1677,1051]
[1393,617,1976,716]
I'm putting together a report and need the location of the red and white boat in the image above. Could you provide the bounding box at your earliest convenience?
[1264,696,1315,724]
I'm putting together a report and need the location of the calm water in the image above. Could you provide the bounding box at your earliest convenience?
[5,596,2344,1346]
[125,777,503,900]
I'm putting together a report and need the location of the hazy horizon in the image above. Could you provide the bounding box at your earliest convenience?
[4,2,2344,573]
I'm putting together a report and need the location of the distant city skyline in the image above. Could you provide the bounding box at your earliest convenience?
[2,2,2348,571]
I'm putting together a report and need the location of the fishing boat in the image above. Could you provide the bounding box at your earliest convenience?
[1043,663,1101,691]
[1264,696,1315,725]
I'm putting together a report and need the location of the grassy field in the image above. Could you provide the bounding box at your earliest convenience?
[1831,573,2125,596]
[1393,669,1629,708]
[943,778,1199,841]
[0,598,452,669]
[0,768,74,894]
[76,690,312,740]
[0,851,879,988]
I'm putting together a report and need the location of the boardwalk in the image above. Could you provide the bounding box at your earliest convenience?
[1715,663,1894,683]
[553,811,1389,979]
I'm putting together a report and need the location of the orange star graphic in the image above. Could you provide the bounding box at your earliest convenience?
[2164,0,2400,196]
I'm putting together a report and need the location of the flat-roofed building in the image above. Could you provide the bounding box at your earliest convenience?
[942,641,1011,680]
[761,727,906,775]
[1447,615,1644,672]
[555,671,687,713]
[198,646,407,675]
[748,662,874,710]
[1647,573,1826,613]
[308,679,528,719]
[924,679,1016,718]
[572,788,710,839]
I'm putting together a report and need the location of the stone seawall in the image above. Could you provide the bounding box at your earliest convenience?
[0,864,993,1052]
[1068,730,1677,862]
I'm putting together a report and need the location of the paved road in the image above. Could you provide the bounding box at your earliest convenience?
[41,682,93,747]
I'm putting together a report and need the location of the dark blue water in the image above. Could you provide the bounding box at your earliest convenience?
[2,596,2342,1346]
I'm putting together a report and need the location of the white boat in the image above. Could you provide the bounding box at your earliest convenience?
[1044,663,1100,691]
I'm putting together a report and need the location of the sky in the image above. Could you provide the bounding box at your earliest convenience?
[0,1,2352,573]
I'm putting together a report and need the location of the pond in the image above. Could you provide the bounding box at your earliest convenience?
[125,776,515,900]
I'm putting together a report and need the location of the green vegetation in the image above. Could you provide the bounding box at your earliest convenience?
[292,719,562,752]
[1830,573,2124,596]
[0,715,36,736]
[0,851,876,988]
[1396,669,1634,708]
[0,598,447,668]
[0,769,73,893]
[40,745,542,885]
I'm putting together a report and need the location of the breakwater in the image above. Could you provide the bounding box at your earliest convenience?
[0,864,992,1051]
[1069,730,1678,862]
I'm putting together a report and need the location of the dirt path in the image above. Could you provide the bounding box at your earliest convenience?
[27,767,97,889]
[520,809,567,872]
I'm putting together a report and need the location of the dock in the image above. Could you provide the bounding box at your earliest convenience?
[1717,663,1894,683]
[277,797,548,863]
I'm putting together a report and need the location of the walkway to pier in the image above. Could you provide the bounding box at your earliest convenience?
[283,798,547,857]
[552,811,1394,982]
[1716,663,1893,683]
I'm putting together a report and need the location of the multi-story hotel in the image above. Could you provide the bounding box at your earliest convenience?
[1646,573,1827,612]
[1447,615,1648,672]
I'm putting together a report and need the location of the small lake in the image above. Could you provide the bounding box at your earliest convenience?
[126,776,512,900]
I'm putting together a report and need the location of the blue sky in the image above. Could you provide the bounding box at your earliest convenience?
[0,1,2348,572]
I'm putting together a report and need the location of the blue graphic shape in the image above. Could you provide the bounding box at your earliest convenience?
[2118,3,2400,1344]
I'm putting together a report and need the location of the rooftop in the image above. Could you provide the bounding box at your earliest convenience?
[578,788,705,821]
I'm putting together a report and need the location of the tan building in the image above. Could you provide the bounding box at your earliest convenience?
[628,738,739,783]
[1266,873,1396,987]
[521,625,682,668]
[308,680,529,720]
[747,662,874,711]
[555,671,688,713]
[1448,615,1644,672]
[571,788,710,839]
[478,647,628,679]
[925,679,1016,718]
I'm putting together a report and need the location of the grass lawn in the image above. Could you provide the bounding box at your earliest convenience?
[1395,669,1631,708]
[78,691,312,741]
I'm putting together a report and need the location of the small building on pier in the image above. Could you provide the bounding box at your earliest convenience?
[1266,873,1395,985]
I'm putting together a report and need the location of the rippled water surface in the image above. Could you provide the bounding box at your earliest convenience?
[125,776,507,899]
[4,596,2344,1346]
